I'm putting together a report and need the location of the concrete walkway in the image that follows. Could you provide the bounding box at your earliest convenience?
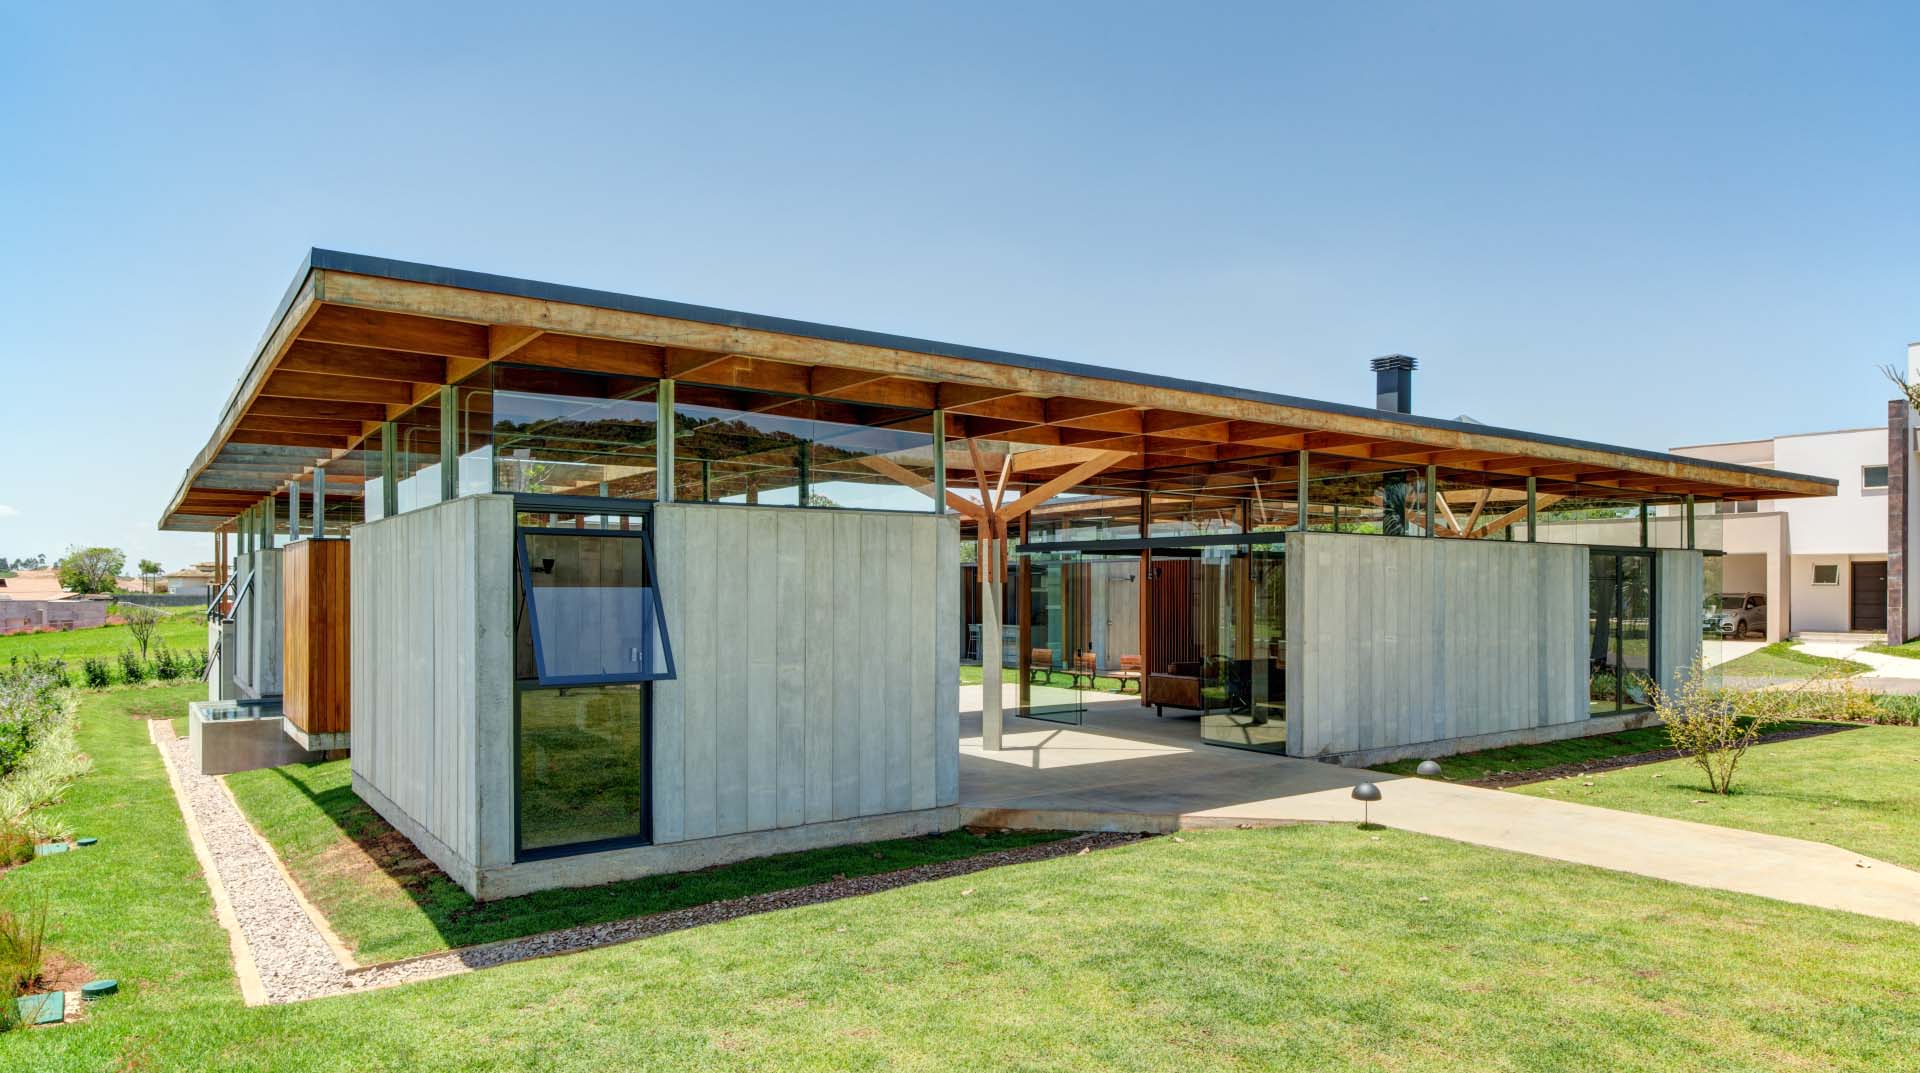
[957,685,1920,924]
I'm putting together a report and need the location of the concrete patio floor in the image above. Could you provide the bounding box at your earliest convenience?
[957,683,1920,925]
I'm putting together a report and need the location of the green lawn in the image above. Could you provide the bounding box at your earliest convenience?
[1374,724,1682,781]
[225,756,1066,964]
[8,687,1920,1070]
[0,608,205,673]
[1860,638,1920,661]
[959,663,1133,693]
[1510,724,1920,870]
[1716,640,1869,679]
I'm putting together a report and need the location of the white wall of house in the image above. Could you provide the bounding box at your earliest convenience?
[1675,423,1906,639]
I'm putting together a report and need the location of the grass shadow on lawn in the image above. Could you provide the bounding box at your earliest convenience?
[234,760,1066,964]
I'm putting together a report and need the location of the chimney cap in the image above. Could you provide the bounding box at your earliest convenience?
[1370,354,1418,372]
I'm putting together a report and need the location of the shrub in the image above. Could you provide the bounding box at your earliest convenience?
[153,644,183,681]
[81,657,112,690]
[0,898,48,1001]
[0,825,29,868]
[118,647,148,684]
[0,665,86,842]
[187,648,209,679]
[1651,659,1826,794]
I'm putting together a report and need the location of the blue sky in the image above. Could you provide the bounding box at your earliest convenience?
[1,2,1915,570]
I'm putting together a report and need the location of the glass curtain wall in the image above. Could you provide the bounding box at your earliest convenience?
[1015,550,1090,722]
[1190,542,1286,752]
[1588,550,1655,713]
[671,386,936,512]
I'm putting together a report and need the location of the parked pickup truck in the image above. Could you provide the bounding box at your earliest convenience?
[1704,593,1765,638]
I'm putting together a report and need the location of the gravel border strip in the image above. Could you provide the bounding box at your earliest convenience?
[1463,722,1862,788]
[154,722,351,1003]
[345,832,1146,993]
[153,719,1147,1004]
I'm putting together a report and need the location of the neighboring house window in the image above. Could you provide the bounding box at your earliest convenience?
[1812,564,1841,586]
[1732,500,1759,513]
[1863,465,1890,490]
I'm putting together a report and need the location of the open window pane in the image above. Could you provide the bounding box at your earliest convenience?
[517,529,674,684]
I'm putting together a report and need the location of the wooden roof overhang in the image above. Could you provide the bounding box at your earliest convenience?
[159,250,1837,533]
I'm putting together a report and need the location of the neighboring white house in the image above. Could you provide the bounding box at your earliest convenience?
[1669,343,1920,642]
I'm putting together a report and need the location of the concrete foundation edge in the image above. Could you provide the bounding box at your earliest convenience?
[351,771,482,895]
[1318,708,1662,768]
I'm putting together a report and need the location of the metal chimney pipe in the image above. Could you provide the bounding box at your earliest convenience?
[1371,354,1417,414]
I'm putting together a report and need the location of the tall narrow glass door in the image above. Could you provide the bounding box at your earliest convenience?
[1196,542,1287,753]
[1015,552,1086,724]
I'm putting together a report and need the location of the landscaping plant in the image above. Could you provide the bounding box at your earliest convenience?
[118,647,148,684]
[0,896,48,1024]
[81,657,111,690]
[119,602,164,660]
[0,662,87,841]
[0,824,30,868]
[1651,660,1834,794]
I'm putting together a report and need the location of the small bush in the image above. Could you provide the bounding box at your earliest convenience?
[81,657,112,690]
[0,898,48,1002]
[187,648,209,679]
[1651,659,1831,794]
[0,825,29,868]
[118,648,148,684]
[153,644,183,681]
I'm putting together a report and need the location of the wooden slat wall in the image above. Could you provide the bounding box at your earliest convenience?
[651,504,959,846]
[1286,532,1587,758]
[350,495,515,880]
[1657,550,1705,696]
[281,539,352,736]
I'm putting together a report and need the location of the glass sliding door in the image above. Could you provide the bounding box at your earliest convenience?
[1196,542,1287,753]
[1016,552,1086,724]
[1588,550,1655,714]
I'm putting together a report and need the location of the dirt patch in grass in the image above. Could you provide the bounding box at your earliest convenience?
[313,827,443,897]
[1467,723,1863,788]
[33,948,95,993]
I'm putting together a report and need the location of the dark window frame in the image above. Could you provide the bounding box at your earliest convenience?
[1589,548,1657,714]
[514,524,677,687]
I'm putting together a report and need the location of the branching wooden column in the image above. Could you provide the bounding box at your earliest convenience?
[958,439,1128,748]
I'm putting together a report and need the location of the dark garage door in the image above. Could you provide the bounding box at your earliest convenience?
[1852,561,1888,632]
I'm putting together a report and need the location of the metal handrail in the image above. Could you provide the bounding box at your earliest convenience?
[221,571,254,625]
[205,572,239,621]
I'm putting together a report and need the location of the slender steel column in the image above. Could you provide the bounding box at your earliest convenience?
[931,409,946,515]
[1424,464,1437,536]
[655,379,676,503]
[313,467,327,538]
[439,384,459,502]
[1526,477,1538,543]
[289,480,302,542]
[1685,494,1697,550]
[1295,450,1309,532]
[1639,502,1649,548]
[380,421,399,519]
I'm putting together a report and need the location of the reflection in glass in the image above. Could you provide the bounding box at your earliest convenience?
[1589,551,1655,713]
[516,685,645,853]
[515,528,672,684]
[673,394,935,512]
[1016,553,1088,723]
[1194,542,1286,752]
[494,386,663,498]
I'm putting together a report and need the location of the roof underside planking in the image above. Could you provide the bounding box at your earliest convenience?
[159,250,1837,533]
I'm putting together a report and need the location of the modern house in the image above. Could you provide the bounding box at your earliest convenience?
[160,250,1833,899]
[1669,343,1920,643]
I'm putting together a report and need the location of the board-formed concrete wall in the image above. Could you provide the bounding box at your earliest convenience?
[649,503,961,842]
[1657,549,1706,695]
[231,548,283,698]
[1286,531,1589,760]
[1286,533,1706,763]
[349,494,515,893]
